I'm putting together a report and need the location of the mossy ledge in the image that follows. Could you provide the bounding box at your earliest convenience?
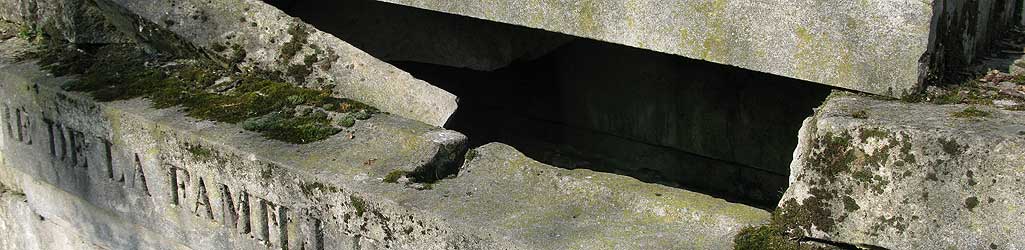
[24,39,377,144]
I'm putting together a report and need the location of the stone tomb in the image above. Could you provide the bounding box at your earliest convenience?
[0,41,768,249]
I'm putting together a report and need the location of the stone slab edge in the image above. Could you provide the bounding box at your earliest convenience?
[375,0,1020,97]
[780,92,1025,249]
[91,0,458,127]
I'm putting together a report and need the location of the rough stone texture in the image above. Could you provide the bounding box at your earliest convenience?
[0,190,103,250]
[403,143,770,249]
[375,0,1021,97]
[0,42,769,249]
[288,0,573,71]
[779,92,1025,249]
[0,0,129,44]
[89,0,457,127]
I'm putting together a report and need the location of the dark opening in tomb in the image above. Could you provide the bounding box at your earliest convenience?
[276,0,833,208]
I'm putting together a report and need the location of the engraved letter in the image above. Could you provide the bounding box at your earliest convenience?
[221,185,251,234]
[132,154,150,196]
[193,177,213,219]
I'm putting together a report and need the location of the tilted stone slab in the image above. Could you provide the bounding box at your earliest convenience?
[85,0,458,126]
[0,52,768,249]
[289,0,573,71]
[375,0,1021,97]
[779,92,1025,249]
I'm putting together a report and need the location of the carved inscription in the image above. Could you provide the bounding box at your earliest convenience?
[166,165,322,249]
[3,105,32,145]
[11,104,324,250]
[44,119,89,169]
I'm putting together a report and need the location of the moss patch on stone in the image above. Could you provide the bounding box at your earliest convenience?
[383,170,409,183]
[350,195,367,217]
[951,106,991,119]
[733,221,799,250]
[26,39,376,144]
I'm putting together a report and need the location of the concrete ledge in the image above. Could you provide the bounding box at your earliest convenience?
[0,44,768,249]
[780,92,1025,249]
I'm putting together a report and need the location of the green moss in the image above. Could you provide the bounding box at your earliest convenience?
[951,106,991,119]
[464,149,478,163]
[30,39,376,145]
[733,223,798,250]
[352,110,370,120]
[383,170,409,183]
[776,188,837,235]
[16,24,45,43]
[350,195,367,217]
[337,115,356,128]
[241,111,341,144]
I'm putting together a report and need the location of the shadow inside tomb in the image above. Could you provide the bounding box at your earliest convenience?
[278,0,833,208]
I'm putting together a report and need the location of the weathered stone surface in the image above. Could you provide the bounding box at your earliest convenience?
[0,190,102,250]
[779,92,1025,249]
[288,0,573,71]
[0,0,129,44]
[90,0,458,126]
[374,0,1021,97]
[0,42,769,249]
[398,143,770,249]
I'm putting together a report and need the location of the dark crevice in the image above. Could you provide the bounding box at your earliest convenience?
[270,0,832,208]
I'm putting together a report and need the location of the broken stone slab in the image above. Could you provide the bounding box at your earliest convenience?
[0,55,478,249]
[388,143,770,249]
[374,0,1021,97]
[89,0,458,127]
[779,92,1025,249]
[0,49,769,249]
